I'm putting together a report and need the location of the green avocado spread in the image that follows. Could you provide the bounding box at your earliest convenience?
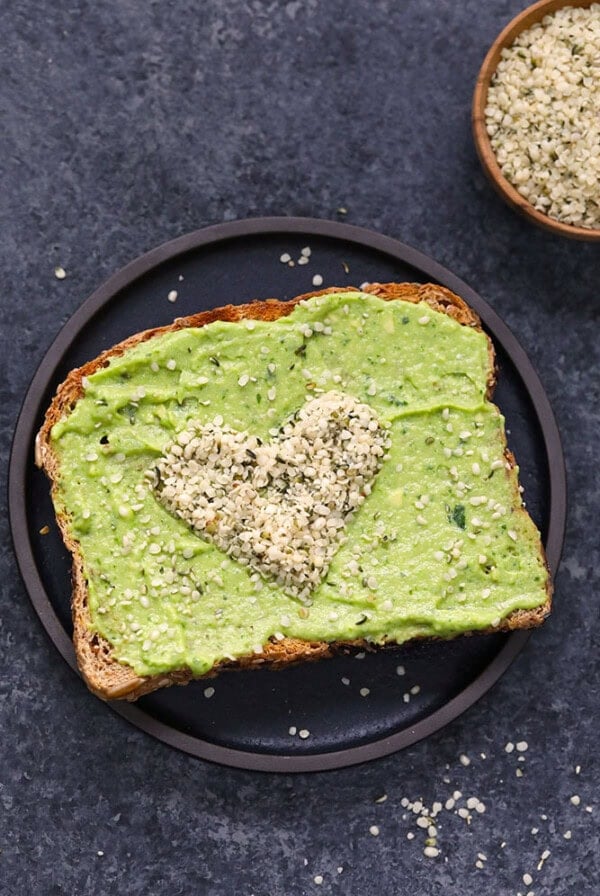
[50,292,548,676]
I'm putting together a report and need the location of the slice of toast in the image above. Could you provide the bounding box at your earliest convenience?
[36,283,551,701]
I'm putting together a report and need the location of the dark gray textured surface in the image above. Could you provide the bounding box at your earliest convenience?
[1,1,598,894]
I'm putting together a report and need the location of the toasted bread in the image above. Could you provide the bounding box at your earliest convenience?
[36,283,551,700]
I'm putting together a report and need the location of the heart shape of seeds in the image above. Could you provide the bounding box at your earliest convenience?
[152,391,389,600]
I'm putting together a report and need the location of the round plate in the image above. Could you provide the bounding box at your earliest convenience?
[9,218,566,772]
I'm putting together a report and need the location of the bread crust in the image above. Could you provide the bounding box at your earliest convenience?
[36,283,551,701]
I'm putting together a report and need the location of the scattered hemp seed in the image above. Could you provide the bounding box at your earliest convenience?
[39,525,50,535]
[280,253,291,264]
[563,830,572,840]
[54,265,66,279]
[288,726,297,736]
[570,795,581,806]
[537,850,551,871]
[523,873,533,886]
[298,729,310,739]
[313,875,323,885]
[312,274,323,287]
[369,825,380,837]
[375,794,388,804]
[359,688,370,697]
[203,686,215,699]
[459,754,471,767]
[167,290,178,303]
[505,742,515,753]
[516,741,529,752]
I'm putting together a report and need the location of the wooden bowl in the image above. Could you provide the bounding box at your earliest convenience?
[472,0,600,241]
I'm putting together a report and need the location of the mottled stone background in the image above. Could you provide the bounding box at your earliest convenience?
[1,1,598,894]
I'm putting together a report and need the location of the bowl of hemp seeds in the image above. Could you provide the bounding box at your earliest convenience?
[472,0,600,240]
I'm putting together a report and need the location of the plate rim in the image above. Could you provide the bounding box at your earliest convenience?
[8,216,567,772]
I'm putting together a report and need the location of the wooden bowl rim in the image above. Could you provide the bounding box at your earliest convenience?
[472,0,600,241]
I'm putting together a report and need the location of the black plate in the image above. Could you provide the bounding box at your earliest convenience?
[9,218,566,772]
